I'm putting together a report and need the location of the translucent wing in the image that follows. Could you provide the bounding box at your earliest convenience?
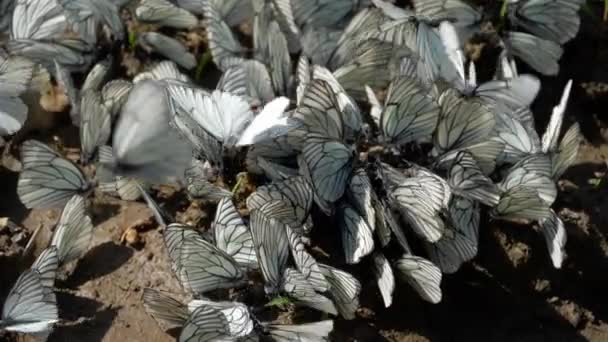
[426,196,479,273]
[447,151,500,206]
[249,208,290,294]
[18,140,91,209]
[179,305,230,342]
[217,60,275,106]
[99,176,147,201]
[539,209,567,269]
[138,32,197,69]
[267,21,292,96]
[82,58,111,92]
[347,169,376,233]
[300,138,354,213]
[0,96,28,136]
[551,123,581,179]
[11,0,67,40]
[492,110,541,164]
[203,1,246,71]
[101,80,132,119]
[30,246,59,289]
[503,31,563,76]
[434,89,496,154]
[510,0,584,44]
[0,269,58,334]
[167,87,223,165]
[164,224,245,295]
[300,26,341,67]
[436,140,505,176]
[394,255,442,303]
[414,0,481,27]
[319,264,360,320]
[58,0,124,40]
[491,185,551,221]
[311,66,362,140]
[143,288,189,328]
[280,268,337,315]
[293,79,344,140]
[333,39,408,101]
[0,56,35,96]
[9,37,94,71]
[246,176,313,229]
[187,300,253,338]
[134,60,190,83]
[165,84,253,147]
[213,198,258,270]
[79,90,112,162]
[365,85,383,126]
[499,167,557,205]
[187,178,232,202]
[135,0,199,29]
[291,0,358,28]
[265,320,334,342]
[50,194,94,265]
[475,75,540,111]
[108,80,194,184]
[380,76,440,146]
[237,97,299,146]
[372,252,395,308]
[542,80,572,154]
[339,205,374,264]
[285,224,328,292]
[389,176,449,243]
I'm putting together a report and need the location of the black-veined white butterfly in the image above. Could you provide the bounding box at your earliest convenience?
[213,198,258,270]
[135,0,199,29]
[50,194,94,265]
[319,263,360,320]
[0,56,35,136]
[30,246,59,289]
[280,268,337,315]
[507,0,584,45]
[138,32,197,70]
[372,251,395,308]
[0,269,58,335]
[100,80,194,184]
[163,223,246,295]
[285,224,328,292]
[18,140,92,209]
[249,207,290,294]
[394,254,443,303]
[426,196,479,273]
[338,204,374,264]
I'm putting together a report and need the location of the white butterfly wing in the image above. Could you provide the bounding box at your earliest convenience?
[381,76,440,146]
[539,209,567,269]
[339,205,374,264]
[50,194,94,265]
[17,140,90,209]
[79,90,112,162]
[143,288,189,328]
[372,251,395,308]
[213,198,258,270]
[319,264,361,320]
[394,255,442,303]
[285,224,328,292]
[30,246,59,289]
[111,80,193,184]
[1,269,58,334]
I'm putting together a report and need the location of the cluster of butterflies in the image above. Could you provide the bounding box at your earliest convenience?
[0,193,93,340]
[0,0,586,341]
